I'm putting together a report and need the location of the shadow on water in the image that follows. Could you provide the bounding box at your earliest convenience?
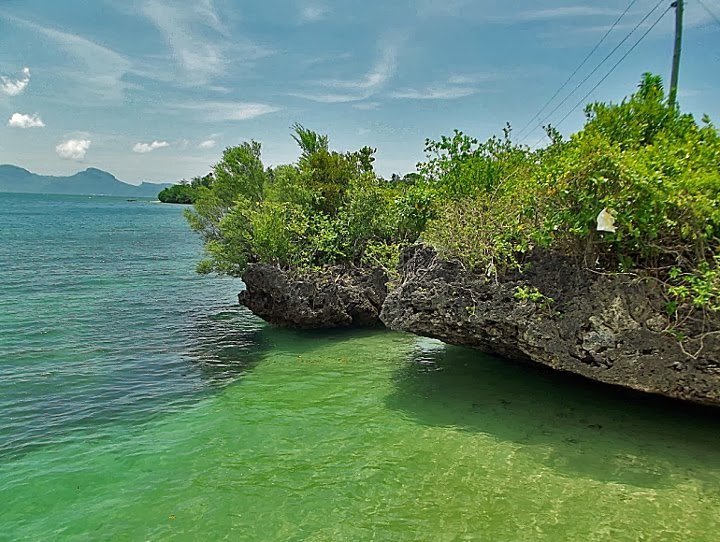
[185,309,389,384]
[184,306,268,386]
[0,305,388,462]
[0,306,270,462]
[385,338,720,491]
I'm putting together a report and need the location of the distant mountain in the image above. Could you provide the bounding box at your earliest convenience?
[0,165,172,198]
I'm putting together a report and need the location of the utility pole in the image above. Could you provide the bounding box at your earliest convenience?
[669,0,684,108]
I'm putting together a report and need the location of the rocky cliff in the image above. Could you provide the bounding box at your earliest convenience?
[239,264,387,328]
[380,246,720,406]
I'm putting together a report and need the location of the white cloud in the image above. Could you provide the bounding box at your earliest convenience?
[446,75,476,85]
[293,41,400,103]
[0,67,31,96]
[215,103,279,121]
[7,112,45,128]
[133,140,170,153]
[141,0,270,84]
[289,91,367,104]
[391,86,478,100]
[56,139,91,161]
[142,0,223,82]
[301,52,353,68]
[175,101,280,121]
[446,73,504,85]
[3,15,133,103]
[319,46,397,91]
[300,4,329,22]
[198,139,217,149]
[391,71,512,100]
[678,88,702,98]
[352,102,381,110]
[505,7,621,22]
[564,2,713,37]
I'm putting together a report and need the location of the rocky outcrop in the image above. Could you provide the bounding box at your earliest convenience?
[239,264,387,328]
[381,245,720,406]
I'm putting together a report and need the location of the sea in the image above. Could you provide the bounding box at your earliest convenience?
[2,192,720,540]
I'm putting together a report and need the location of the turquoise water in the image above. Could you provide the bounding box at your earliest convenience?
[2,193,720,541]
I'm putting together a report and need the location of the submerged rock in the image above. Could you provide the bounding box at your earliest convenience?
[380,245,720,406]
[239,264,387,328]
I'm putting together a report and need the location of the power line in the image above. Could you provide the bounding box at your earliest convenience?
[547,4,673,135]
[522,0,667,142]
[528,0,667,139]
[516,0,641,140]
[498,1,676,189]
[697,0,720,27]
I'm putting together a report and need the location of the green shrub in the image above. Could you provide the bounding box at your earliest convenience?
[421,73,720,317]
[185,73,720,319]
[186,126,415,276]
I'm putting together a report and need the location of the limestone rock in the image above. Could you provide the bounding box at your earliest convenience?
[380,245,720,406]
[239,264,387,328]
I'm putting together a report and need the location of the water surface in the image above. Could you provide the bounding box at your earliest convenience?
[2,193,720,540]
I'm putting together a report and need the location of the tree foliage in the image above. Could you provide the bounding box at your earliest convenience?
[186,74,720,317]
[158,173,213,204]
[185,125,421,276]
[421,73,720,314]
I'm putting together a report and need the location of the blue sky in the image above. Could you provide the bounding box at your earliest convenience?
[0,0,718,184]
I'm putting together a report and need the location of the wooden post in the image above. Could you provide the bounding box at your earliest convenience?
[669,0,684,108]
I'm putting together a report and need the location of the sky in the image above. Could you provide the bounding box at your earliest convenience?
[0,0,718,184]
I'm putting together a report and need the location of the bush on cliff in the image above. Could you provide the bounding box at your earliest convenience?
[185,126,420,277]
[185,73,719,319]
[420,73,720,316]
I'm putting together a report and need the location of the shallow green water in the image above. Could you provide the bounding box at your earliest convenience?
[2,194,720,540]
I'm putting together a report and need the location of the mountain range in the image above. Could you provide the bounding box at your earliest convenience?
[0,165,172,198]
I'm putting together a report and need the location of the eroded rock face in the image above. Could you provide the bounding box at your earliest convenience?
[239,264,387,328]
[380,245,720,406]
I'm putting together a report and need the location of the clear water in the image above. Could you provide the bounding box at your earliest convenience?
[2,193,720,541]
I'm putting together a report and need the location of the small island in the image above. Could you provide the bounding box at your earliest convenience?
[183,75,720,405]
[158,173,213,204]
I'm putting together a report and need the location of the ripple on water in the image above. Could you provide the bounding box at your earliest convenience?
[2,194,720,541]
[0,194,261,460]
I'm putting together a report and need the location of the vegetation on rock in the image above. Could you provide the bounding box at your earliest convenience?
[187,74,719,326]
[416,74,720,325]
[185,125,422,276]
